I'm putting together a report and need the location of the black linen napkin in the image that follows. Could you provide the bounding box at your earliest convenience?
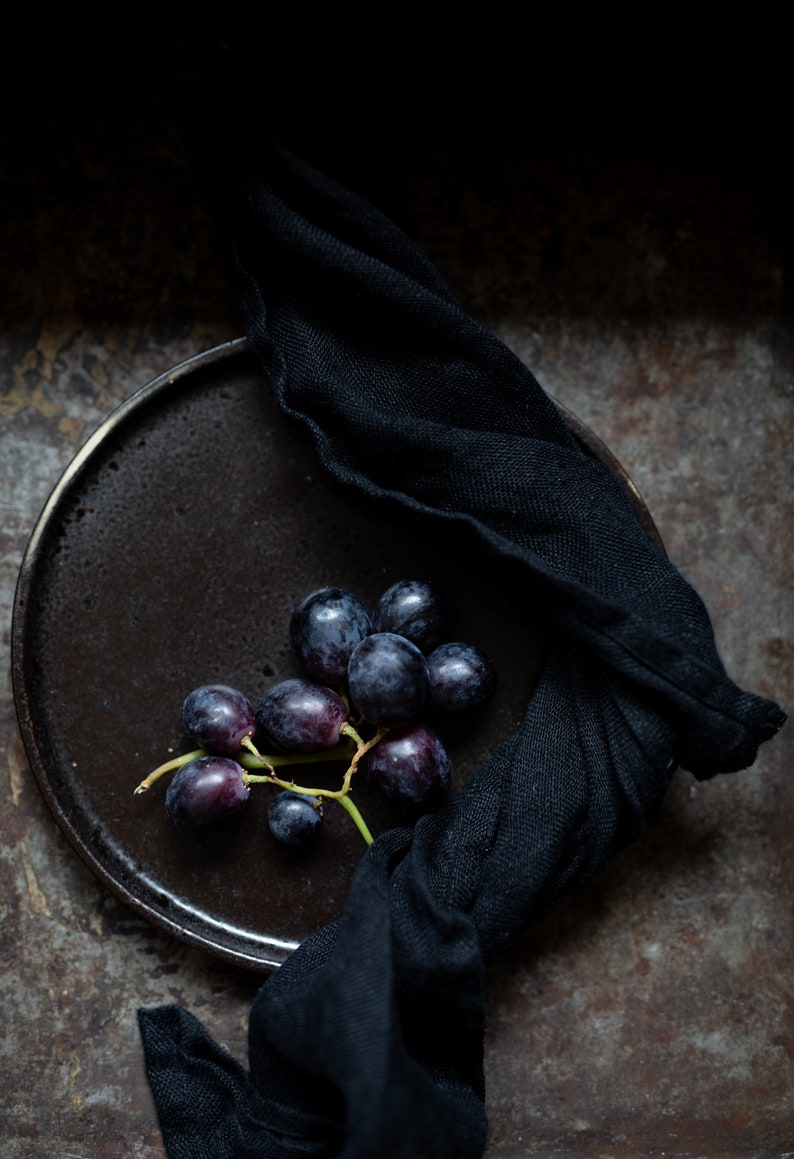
[138,141,785,1158]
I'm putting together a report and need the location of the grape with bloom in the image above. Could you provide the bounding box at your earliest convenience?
[366,724,451,809]
[289,586,371,685]
[268,790,324,847]
[347,632,429,727]
[256,678,349,752]
[182,684,256,754]
[165,755,249,832]
[426,642,497,713]
[372,577,448,653]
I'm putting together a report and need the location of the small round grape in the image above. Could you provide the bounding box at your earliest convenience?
[268,791,323,847]
[372,578,448,653]
[366,724,451,810]
[347,631,428,726]
[255,678,349,752]
[165,756,249,831]
[426,642,497,713]
[289,587,372,685]
[181,684,256,755]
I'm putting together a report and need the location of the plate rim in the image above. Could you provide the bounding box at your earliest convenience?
[11,337,299,972]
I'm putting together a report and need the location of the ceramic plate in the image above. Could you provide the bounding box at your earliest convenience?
[11,338,661,971]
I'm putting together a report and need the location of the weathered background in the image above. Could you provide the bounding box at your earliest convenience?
[1,9,791,1156]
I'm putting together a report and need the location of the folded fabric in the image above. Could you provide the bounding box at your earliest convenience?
[138,141,785,1158]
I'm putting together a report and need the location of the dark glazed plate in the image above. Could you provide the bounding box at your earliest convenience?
[12,338,662,972]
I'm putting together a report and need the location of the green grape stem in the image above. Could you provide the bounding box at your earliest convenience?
[134,748,205,794]
[134,724,388,846]
[241,726,389,846]
[336,794,375,845]
[133,736,356,795]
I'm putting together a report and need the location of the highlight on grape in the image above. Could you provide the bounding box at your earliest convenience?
[134,578,498,850]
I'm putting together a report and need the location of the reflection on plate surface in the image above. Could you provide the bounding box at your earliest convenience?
[12,338,660,971]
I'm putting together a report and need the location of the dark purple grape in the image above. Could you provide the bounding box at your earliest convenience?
[372,577,448,652]
[426,642,498,713]
[268,790,323,847]
[347,632,428,726]
[255,678,349,752]
[289,587,372,685]
[182,684,256,755]
[165,755,249,831]
[366,724,451,809]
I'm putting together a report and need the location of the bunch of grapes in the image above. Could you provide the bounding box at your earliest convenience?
[134,578,497,850]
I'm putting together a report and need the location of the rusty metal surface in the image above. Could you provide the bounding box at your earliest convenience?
[1,20,791,1158]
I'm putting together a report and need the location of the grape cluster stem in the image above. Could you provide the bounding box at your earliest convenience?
[133,722,389,846]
